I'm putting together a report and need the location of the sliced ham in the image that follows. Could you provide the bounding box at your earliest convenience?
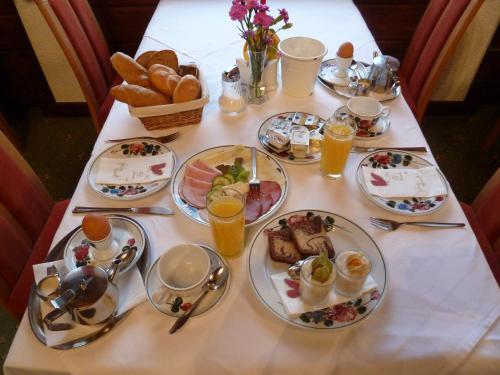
[259,192,273,214]
[180,177,212,208]
[260,181,282,204]
[191,159,222,177]
[245,197,263,224]
[185,164,219,182]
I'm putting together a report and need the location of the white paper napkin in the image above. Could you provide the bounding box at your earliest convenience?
[95,152,173,184]
[271,272,378,317]
[33,260,146,347]
[362,166,447,198]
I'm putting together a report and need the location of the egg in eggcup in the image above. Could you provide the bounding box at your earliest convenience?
[334,42,354,82]
[82,214,115,261]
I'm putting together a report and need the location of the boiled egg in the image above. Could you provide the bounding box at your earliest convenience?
[82,214,111,241]
[337,42,354,58]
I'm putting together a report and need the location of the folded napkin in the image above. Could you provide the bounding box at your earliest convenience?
[271,272,378,317]
[95,152,173,185]
[33,260,146,347]
[362,166,447,198]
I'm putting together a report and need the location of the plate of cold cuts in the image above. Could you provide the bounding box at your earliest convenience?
[171,145,288,226]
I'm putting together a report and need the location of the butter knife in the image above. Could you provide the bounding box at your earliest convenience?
[351,146,427,153]
[73,206,174,216]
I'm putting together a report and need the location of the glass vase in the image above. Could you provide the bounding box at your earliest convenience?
[247,48,267,105]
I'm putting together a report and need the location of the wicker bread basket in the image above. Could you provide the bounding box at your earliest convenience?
[128,70,209,130]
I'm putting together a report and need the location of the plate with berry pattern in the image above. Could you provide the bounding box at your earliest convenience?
[356,150,448,216]
[88,139,176,200]
[63,215,145,273]
[248,209,387,330]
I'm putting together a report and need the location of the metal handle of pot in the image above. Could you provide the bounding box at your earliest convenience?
[43,308,67,328]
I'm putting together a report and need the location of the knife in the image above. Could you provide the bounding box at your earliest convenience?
[73,206,174,216]
[351,146,427,153]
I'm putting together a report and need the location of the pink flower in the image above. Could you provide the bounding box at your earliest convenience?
[245,0,258,9]
[229,3,247,21]
[279,8,289,22]
[253,12,273,28]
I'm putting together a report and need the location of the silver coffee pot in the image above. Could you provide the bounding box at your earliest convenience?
[368,52,400,93]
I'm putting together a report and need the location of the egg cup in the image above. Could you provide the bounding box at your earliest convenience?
[89,228,115,261]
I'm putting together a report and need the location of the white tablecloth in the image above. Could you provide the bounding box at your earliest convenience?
[5,1,499,374]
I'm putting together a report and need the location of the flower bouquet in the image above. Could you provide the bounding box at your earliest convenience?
[229,0,292,104]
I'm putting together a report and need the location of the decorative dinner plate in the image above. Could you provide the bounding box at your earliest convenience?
[334,105,390,140]
[258,112,326,164]
[171,145,288,226]
[248,210,387,330]
[146,244,229,318]
[318,59,400,102]
[63,215,146,273]
[88,139,176,200]
[356,150,448,216]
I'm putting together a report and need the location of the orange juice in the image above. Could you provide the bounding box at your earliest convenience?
[320,122,355,179]
[208,195,245,257]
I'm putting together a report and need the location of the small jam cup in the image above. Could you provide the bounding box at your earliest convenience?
[157,244,211,297]
[299,256,337,305]
[36,274,60,302]
[334,250,372,297]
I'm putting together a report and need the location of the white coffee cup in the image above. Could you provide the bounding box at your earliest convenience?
[278,37,327,97]
[157,244,211,297]
[346,97,391,126]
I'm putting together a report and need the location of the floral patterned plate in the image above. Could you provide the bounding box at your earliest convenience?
[257,112,326,164]
[171,145,288,227]
[88,139,176,200]
[334,105,390,140]
[63,215,145,273]
[356,150,448,216]
[145,244,229,318]
[248,210,387,330]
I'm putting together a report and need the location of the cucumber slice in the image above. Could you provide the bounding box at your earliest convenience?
[212,176,231,186]
[211,184,225,191]
[206,189,224,202]
[223,174,236,184]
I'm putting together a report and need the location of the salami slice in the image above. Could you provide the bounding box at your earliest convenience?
[260,181,282,204]
[259,192,273,214]
[245,196,263,224]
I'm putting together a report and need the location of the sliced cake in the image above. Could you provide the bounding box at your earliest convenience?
[268,228,302,264]
[289,215,335,258]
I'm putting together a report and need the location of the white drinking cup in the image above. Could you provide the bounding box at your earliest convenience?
[278,37,327,97]
[346,96,391,127]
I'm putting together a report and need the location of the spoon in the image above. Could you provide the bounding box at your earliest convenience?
[169,266,229,334]
[115,246,137,271]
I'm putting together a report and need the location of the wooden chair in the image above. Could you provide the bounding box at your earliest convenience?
[35,0,119,133]
[461,168,500,286]
[0,128,69,320]
[399,0,484,123]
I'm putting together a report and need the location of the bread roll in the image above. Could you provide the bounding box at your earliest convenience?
[136,50,157,68]
[110,52,149,87]
[150,69,181,96]
[148,64,177,76]
[146,50,179,72]
[173,75,201,103]
[110,84,171,107]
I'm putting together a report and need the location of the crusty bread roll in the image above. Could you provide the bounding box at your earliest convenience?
[146,50,179,72]
[110,84,171,107]
[110,52,149,87]
[173,75,201,103]
[150,69,181,96]
[136,50,157,68]
[148,64,177,76]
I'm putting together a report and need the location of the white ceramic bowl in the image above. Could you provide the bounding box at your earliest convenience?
[157,244,211,296]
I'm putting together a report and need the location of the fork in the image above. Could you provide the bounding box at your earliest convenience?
[369,217,465,231]
[106,131,180,143]
[249,147,260,200]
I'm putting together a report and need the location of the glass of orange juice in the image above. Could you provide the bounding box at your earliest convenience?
[207,188,245,257]
[320,116,356,179]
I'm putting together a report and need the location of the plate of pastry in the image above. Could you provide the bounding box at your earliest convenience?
[171,145,288,226]
[248,210,387,330]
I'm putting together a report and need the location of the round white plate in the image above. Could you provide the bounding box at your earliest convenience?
[171,145,288,227]
[248,209,387,330]
[334,105,390,140]
[356,150,448,216]
[64,215,145,273]
[88,139,176,200]
[145,244,229,318]
[258,112,326,165]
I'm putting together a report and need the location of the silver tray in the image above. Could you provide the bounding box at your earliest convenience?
[28,215,150,350]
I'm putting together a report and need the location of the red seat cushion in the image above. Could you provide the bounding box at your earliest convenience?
[461,202,500,286]
[399,76,418,120]
[6,199,69,318]
[98,75,121,126]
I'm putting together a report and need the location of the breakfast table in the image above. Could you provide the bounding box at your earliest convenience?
[4,0,499,374]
